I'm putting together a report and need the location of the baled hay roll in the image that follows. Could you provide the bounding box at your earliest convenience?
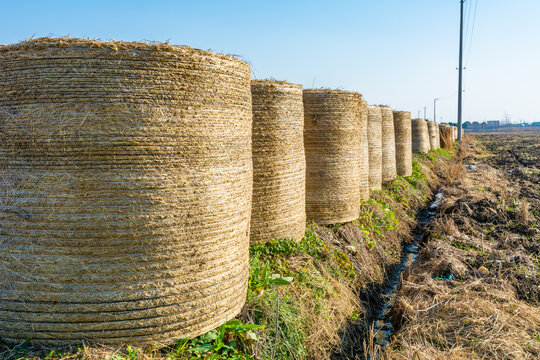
[392,111,413,177]
[427,121,439,150]
[303,89,362,225]
[439,124,453,150]
[250,80,306,242]
[379,105,397,182]
[0,38,252,345]
[367,105,383,190]
[411,118,431,153]
[359,100,370,200]
[435,122,441,148]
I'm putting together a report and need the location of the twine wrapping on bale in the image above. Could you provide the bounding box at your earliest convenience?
[427,121,439,150]
[303,89,362,225]
[379,105,397,183]
[250,80,306,242]
[392,111,412,177]
[411,118,431,153]
[367,105,383,190]
[0,38,252,345]
[359,100,370,200]
[439,124,453,150]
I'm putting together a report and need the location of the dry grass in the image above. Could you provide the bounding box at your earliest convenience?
[369,137,540,360]
[518,198,530,225]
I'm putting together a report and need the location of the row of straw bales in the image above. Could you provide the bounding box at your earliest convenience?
[0,38,459,345]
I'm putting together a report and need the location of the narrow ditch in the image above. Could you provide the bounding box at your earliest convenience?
[369,191,443,347]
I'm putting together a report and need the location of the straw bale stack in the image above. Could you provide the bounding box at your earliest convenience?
[0,38,252,344]
[359,100,370,200]
[380,105,397,182]
[439,124,453,150]
[367,105,383,190]
[411,118,431,153]
[303,89,362,225]
[453,126,459,141]
[250,80,306,242]
[392,111,412,177]
[427,121,439,150]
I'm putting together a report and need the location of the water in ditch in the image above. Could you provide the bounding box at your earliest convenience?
[370,192,443,347]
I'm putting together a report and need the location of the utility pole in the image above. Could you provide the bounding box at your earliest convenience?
[434,98,439,123]
[457,0,464,140]
[424,106,427,120]
[418,110,421,119]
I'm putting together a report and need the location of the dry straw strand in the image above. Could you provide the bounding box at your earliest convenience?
[359,100,370,200]
[303,89,362,225]
[250,80,306,242]
[0,38,252,345]
[411,118,431,153]
[379,105,397,182]
[367,105,383,190]
[392,111,412,177]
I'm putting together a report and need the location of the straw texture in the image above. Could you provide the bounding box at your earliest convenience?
[303,89,362,225]
[0,38,252,345]
[453,126,459,141]
[392,111,412,177]
[411,118,431,153]
[367,105,383,190]
[427,121,440,150]
[379,106,397,182]
[359,100,370,200]
[439,124,453,150]
[250,80,306,242]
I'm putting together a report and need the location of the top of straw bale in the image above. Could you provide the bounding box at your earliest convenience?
[0,37,248,66]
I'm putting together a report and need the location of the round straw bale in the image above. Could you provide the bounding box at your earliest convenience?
[454,126,459,141]
[0,38,252,345]
[439,124,453,150]
[250,80,306,242]
[303,89,362,225]
[379,106,397,182]
[434,123,441,148]
[392,111,412,177]
[427,121,439,150]
[411,118,431,153]
[359,100,370,200]
[367,105,383,190]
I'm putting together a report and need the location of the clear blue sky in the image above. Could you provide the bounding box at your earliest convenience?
[1,0,539,123]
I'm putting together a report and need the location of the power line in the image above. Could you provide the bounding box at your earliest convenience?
[463,0,473,46]
[464,0,478,67]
